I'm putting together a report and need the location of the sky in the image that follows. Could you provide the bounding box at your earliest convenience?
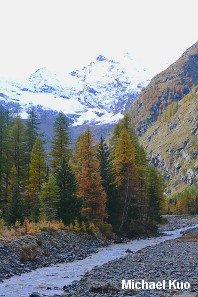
[0,0,197,81]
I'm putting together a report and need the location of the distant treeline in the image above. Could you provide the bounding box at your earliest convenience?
[0,105,164,235]
[168,183,198,215]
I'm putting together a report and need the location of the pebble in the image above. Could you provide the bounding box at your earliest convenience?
[1,216,198,297]
[58,216,198,297]
[0,230,110,283]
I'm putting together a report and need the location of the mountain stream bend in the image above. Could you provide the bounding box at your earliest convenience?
[0,221,198,297]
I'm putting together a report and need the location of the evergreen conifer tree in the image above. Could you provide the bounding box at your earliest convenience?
[39,175,60,220]
[24,107,39,174]
[146,165,164,223]
[26,135,46,219]
[0,106,10,206]
[96,136,119,227]
[9,116,26,188]
[5,166,24,225]
[50,112,70,173]
[6,184,24,225]
[55,157,82,224]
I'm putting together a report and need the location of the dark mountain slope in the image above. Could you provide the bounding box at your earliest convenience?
[129,41,198,135]
[139,87,198,194]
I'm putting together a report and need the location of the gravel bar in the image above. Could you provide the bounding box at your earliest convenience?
[0,231,110,283]
[55,216,198,297]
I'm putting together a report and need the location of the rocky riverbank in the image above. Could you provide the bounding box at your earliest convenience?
[0,230,110,282]
[1,216,198,297]
[158,215,198,232]
[55,216,198,297]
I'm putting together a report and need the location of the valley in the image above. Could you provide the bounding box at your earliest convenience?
[0,2,198,297]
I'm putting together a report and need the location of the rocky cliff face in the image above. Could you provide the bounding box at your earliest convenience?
[139,85,198,194]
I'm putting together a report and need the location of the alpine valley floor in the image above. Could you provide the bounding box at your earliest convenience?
[1,216,198,297]
[57,216,198,297]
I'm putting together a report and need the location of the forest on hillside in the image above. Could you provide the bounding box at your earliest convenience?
[0,105,165,236]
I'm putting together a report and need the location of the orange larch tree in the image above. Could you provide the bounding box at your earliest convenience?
[73,125,107,222]
[111,128,137,230]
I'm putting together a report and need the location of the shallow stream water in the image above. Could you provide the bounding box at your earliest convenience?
[0,223,198,297]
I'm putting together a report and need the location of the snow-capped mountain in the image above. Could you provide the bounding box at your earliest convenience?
[0,54,151,127]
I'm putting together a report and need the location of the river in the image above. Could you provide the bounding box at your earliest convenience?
[0,223,198,297]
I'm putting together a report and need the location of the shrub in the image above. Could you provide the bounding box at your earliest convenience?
[20,247,36,262]
[69,223,74,231]
[127,221,146,237]
[14,220,21,228]
[57,219,65,229]
[0,218,5,229]
[97,222,112,238]
[88,222,99,234]
[81,221,87,232]
[73,219,80,232]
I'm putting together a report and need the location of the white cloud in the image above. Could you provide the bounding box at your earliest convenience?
[0,0,197,80]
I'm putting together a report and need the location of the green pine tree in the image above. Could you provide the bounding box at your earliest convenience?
[146,165,164,223]
[6,185,24,225]
[39,175,60,220]
[5,166,24,225]
[50,112,70,173]
[9,116,27,186]
[96,136,120,227]
[3,108,12,207]
[24,107,40,174]
[55,157,83,224]
[0,105,10,207]
[26,135,47,220]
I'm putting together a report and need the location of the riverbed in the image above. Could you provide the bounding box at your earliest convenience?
[0,216,198,297]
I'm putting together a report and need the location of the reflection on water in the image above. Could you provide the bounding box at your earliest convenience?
[0,224,198,297]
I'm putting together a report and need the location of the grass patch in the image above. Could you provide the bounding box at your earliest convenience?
[0,218,68,242]
[0,218,104,242]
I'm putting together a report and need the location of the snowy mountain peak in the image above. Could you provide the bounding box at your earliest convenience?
[96,55,107,62]
[0,54,151,126]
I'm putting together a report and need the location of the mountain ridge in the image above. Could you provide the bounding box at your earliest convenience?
[139,87,198,194]
[127,41,198,193]
[129,41,198,136]
[0,53,155,144]
[0,54,151,127]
